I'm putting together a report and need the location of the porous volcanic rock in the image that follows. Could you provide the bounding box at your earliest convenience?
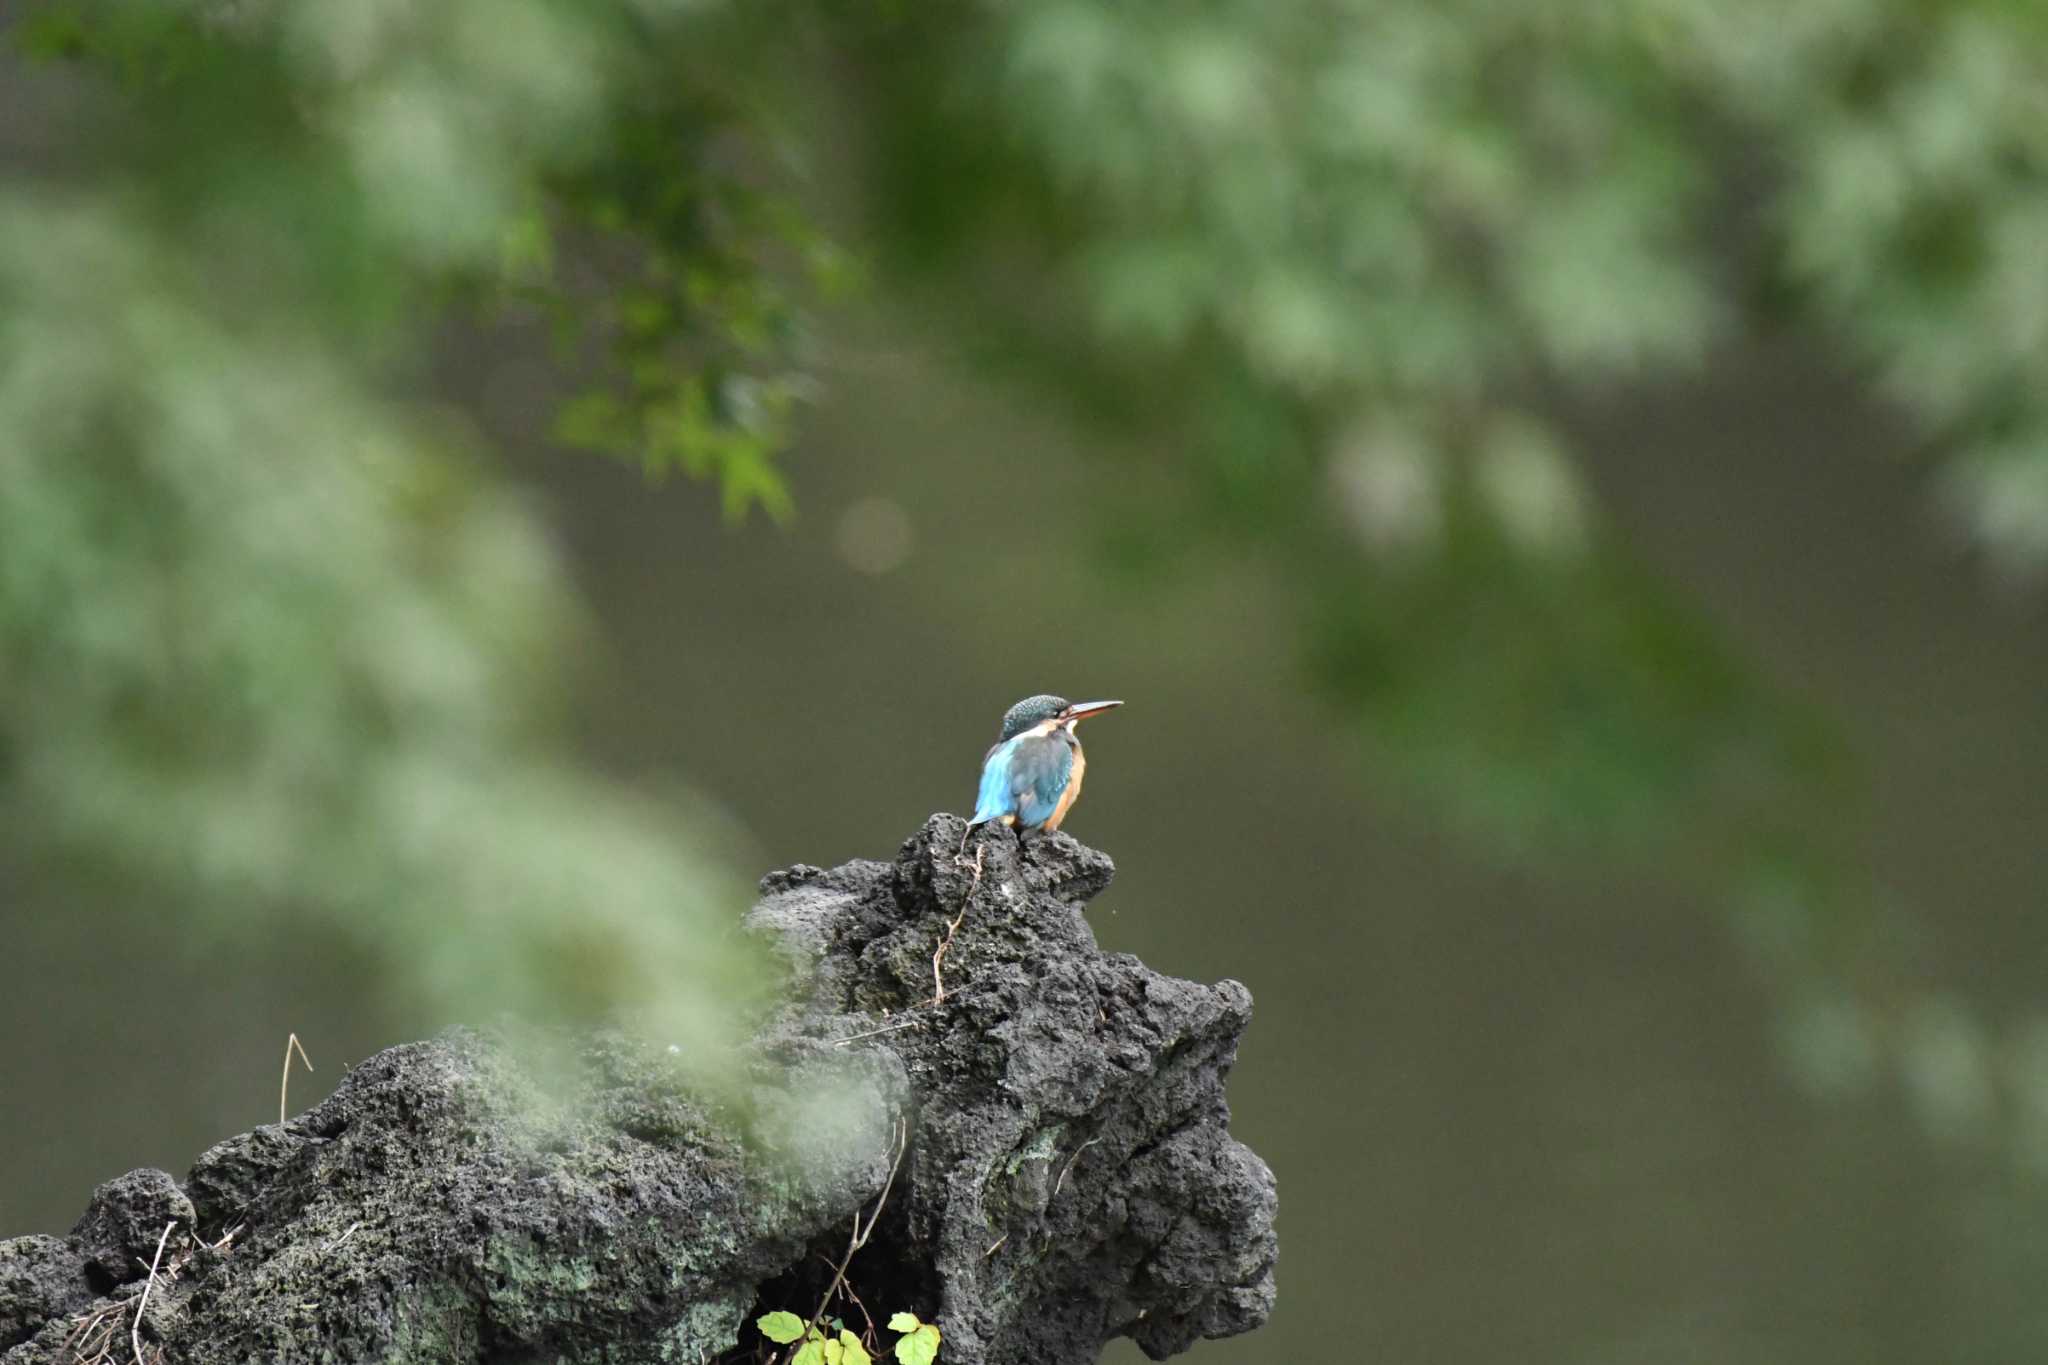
[0,816,1275,1364]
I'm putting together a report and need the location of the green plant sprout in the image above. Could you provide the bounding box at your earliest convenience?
[753,1308,940,1365]
[884,1313,941,1365]
[756,1310,875,1365]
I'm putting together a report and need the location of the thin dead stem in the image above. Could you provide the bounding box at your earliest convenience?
[833,1269,880,1350]
[280,1032,313,1126]
[63,1221,236,1365]
[830,1015,926,1046]
[62,1298,127,1365]
[930,845,984,1005]
[1053,1137,1101,1199]
[792,1116,910,1360]
[130,1221,174,1365]
[833,842,987,1045]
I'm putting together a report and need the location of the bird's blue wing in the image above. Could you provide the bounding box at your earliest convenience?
[972,733,1072,829]
[971,740,1018,825]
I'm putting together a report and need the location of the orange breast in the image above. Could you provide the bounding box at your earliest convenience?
[1044,745,1086,831]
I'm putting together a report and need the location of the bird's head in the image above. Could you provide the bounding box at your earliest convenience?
[998,694,1123,740]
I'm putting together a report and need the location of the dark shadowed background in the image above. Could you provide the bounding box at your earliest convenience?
[6,3,2048,1362]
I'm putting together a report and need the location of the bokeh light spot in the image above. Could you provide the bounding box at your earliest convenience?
[833,495,914,576]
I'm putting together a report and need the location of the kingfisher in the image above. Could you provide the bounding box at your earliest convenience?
[966,694,1123,838]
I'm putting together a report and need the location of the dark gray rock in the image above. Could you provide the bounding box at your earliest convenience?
[0,816,1275,1364]
[71,1169,194,1291]
[745,815,1276,1364]
[0,1237,91,1351]
[183,1125,302,1232]
[4,1031,901,1365]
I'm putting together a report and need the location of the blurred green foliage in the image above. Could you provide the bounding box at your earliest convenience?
[5,0,2047,1143]
[0,0,798,1052]
[843,0,2045,826]
[824,0,2048,1149]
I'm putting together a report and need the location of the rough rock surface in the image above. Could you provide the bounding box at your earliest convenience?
[0,816,1275,1364]
[70,1170,195,1293]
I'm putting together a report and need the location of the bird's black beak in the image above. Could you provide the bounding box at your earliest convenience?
[1064,699,1123,722]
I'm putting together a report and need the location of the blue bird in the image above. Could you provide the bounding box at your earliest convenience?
[967,694,1123,837]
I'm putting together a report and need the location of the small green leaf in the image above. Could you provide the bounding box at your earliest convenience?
[886,1313,920,1334]
[757,1311,806,1345]
[793,1339,827,1365]
[839,1329,874,1365]
[894,1322,941,1365]
[821,1337,843,1365]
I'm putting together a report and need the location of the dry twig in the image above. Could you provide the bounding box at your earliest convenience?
[834,1269,881,1349]
[830,1015,927,1047]
[930,845,984,1005]
[62,1220,236,1365]
[834,843,988,1044]
[793,1116,910,1360]
[131,1221,174,1365]
[62,1297,128,1365]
